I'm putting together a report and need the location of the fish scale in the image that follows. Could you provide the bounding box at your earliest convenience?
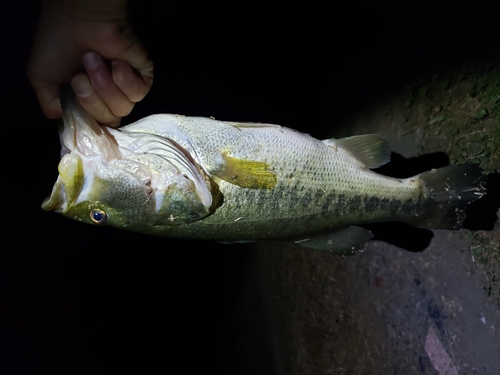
[128,120,422,238]
[42,87,487,253]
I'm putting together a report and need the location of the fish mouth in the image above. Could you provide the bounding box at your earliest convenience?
[42,179,64,212]
[42,153,84,213]
[43,86,214,214]
[43,86,120,213]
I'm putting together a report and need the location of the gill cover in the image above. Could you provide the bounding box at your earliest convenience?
[43,86,221,228]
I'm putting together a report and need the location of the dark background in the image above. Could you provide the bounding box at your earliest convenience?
[2,1,500,374]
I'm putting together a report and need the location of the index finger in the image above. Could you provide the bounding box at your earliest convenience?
[123,40,154,80]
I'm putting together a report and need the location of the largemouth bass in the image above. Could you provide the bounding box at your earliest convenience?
[42,88,486,254]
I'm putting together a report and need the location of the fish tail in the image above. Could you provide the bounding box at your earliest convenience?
[411,163,487,230]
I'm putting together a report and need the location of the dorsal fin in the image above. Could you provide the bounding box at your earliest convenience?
[323,134,391,169]
[225,121,282,129]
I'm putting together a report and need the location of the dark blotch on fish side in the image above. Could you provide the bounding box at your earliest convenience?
[346,194,361,214]
[362,196,416,217]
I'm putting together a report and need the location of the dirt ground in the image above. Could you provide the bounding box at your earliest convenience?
[236,62,500,374]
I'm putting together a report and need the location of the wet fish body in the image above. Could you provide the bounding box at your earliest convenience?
[42,88,486,253]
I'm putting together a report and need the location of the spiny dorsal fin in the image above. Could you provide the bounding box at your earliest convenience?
[295,225,373,255]
[214,153,277,189]
[225,121,282,129]
[323,134,391,169]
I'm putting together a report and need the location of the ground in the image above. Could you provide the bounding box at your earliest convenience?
[236,60,500,374]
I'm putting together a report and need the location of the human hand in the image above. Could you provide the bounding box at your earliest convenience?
[27,0,154,127]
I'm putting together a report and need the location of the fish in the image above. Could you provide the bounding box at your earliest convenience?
[42,87,487,254]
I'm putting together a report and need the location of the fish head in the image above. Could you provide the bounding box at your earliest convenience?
[42,87,218,231]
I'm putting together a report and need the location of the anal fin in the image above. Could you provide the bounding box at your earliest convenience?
[295,226,373,255]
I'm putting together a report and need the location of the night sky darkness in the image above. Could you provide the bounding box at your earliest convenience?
[2,1,500,374]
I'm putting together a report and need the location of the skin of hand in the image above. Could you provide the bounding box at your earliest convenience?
[27,0,154,127]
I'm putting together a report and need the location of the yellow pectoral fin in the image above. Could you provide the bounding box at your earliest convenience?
[216,154,277,189]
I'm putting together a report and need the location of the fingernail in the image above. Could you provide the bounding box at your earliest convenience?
[72,76,92,97]
[83,52,102,71]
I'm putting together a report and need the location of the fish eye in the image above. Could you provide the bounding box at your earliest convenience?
[89,208,108,225]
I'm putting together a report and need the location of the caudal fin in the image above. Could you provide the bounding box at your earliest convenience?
[411,163,487,230]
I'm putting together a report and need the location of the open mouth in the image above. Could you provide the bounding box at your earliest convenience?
[42,153,84,212]
[43,86,216,216]
[42,86,121,213]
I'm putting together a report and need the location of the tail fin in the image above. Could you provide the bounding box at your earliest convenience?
[411,163,487,230]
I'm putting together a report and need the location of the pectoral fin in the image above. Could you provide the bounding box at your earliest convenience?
[295,226,373,255]
[215,153,277,189]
